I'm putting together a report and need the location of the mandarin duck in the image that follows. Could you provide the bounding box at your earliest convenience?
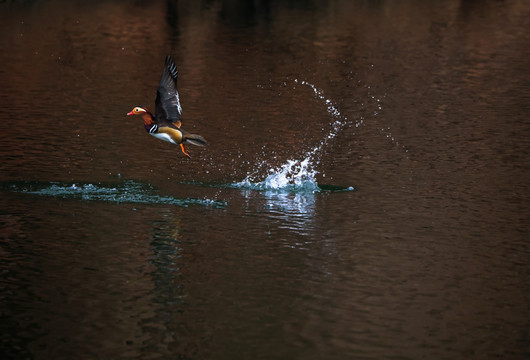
[127,55,206,158]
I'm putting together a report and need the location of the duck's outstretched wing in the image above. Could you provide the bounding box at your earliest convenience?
[155,55,182,127]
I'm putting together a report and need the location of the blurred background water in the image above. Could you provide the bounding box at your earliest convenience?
[1,0,529,359]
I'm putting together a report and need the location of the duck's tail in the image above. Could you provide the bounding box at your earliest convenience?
[184,133,207,147]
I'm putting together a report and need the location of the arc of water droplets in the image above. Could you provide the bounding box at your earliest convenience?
[239,77,409,191]
[295,79,348,163]
[237,80,352,191]
[301,79,407,153]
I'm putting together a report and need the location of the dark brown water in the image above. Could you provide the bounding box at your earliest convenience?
[1,0,529,359]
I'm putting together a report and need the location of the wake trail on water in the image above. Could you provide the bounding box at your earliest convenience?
[2,180,227,208]
[234,79,359,194]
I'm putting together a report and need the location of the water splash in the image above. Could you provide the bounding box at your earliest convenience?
[234,79,353,193]
[235,158,319,192]
[2,180,227,208]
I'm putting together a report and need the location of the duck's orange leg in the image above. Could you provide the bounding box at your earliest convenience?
[180,144,191,158]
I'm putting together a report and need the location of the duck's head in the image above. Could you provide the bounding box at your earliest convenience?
[127,107,149,116]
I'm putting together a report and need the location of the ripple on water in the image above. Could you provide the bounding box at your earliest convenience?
[1,180,227,208]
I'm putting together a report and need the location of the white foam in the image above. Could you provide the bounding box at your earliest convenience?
[263,158,319,191]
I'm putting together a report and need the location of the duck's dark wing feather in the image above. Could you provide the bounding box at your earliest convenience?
[155,55,182,124]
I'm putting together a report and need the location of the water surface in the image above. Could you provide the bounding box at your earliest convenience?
[1,0,529,359]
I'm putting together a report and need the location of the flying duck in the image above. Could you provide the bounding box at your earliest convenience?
[127,55,206,158]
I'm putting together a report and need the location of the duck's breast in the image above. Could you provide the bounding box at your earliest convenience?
[151,126,183,144]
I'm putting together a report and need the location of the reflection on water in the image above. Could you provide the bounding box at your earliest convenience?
[238,188,318,239]
[264,192,317,240]
[1,0,529,359]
